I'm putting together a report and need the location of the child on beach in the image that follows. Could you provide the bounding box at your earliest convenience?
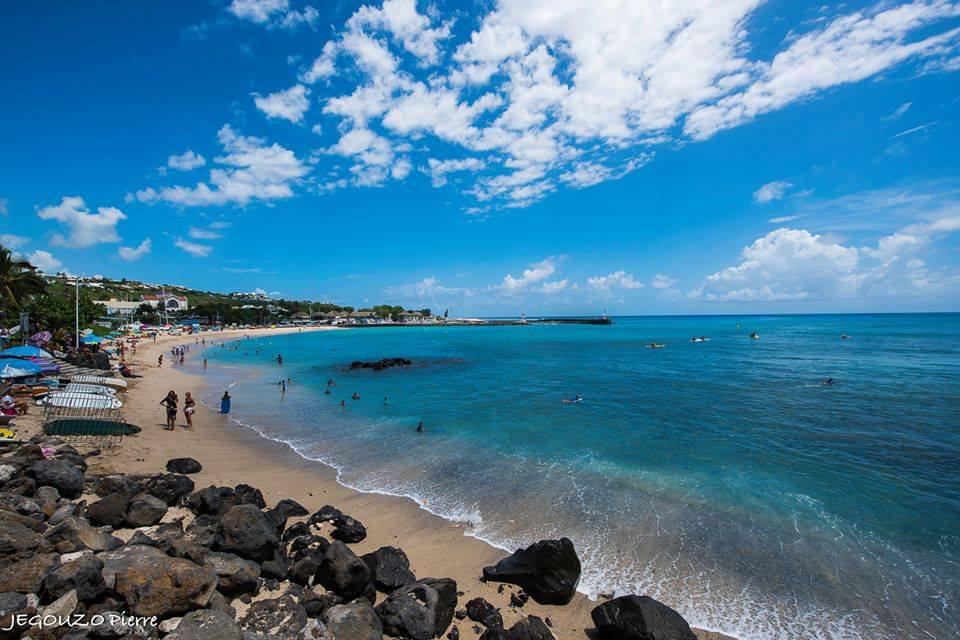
[160,391,178,430]
[220,391,231,414]
[183,392,196,429]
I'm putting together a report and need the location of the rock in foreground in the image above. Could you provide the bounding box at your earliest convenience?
[482,538,581,605]
[591,595,697,640]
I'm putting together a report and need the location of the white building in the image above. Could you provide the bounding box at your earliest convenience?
[94,299,141,317]
[140,293,189,312]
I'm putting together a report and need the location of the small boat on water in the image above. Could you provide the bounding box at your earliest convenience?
[70,375,127,391]
[562,395,583,404]
[691,336,711,343]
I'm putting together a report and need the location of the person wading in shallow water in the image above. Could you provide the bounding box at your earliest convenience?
[416,421,424,433]
[220,391,231,415]
[160,391,178,430]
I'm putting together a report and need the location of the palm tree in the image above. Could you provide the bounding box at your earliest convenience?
[0,244,47,313]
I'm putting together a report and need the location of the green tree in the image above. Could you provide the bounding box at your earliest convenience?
[28,293,106,332]
[0,244,47,314]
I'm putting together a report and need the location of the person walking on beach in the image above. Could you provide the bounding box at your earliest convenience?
[158,354,163,367]
[220,391,231,415]
[160,391,178,430]
[183,392,196,429]
[203,358,207,371]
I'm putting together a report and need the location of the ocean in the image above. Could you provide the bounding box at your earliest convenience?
[191,314,960,640]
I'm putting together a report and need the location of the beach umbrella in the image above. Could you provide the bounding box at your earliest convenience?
[1,345,54,359]
[80,335,105,344]
[0,358,42,378]
[28,331,52,346]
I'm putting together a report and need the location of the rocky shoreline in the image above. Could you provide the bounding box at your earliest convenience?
[1,437,702,640]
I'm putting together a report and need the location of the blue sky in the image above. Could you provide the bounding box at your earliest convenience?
[2,0,960,315]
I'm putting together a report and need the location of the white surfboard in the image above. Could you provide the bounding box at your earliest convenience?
[64,383,117,396]
[38,393,123,410]
[70,375,128,391]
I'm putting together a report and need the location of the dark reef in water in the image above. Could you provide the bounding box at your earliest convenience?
[348,357,413,371]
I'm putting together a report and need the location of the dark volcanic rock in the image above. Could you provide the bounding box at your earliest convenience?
[349,358,412,371]
[166,458,202,474]
[202,551,261,596]
[323,598,383,640]
[316,540,373,601]
[282,521,310,542]
[124,492,168,527]
[466,598,502,629]
[290,534,330,562]
[0,552,59,593]
[301,588,345,618]
[590,595,696,640]
[26,459,84,498]
[482,538,581,605]
[331,515,367,543]
[215,504,279,562]
[0,519,54,568]
[187,486,223,516]
[110,545,218,617]
[86,491,132,527]
[273,498,309,519]
[289,552,323,586]
[375,578,458,640]
[362,546,416,592]
[45,515,120,553]
[309,504,342,526]
[233,484,266,509]
[143,473,195,505]
[169,609,243,640]
[43,554,105,602]
[504,616,554,640]
[240,594,308,640]
[260,548,290,581]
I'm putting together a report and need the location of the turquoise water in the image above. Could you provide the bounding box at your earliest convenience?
[194,315,960,640]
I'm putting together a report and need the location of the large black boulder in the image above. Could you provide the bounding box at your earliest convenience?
[215,504,279,562]
[26,459,84,498]
[169,608,243,640]
[362,546,416,592]
[166,458,203,474]
[482,538,580,605]
[375,577,457,640]
[590,595,697,640]
[187,487,223,516]
[316,540,373,601]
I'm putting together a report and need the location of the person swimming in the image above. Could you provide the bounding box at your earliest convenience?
[822,377,837,386]
[351,392,361,400]
[750,332,760,339]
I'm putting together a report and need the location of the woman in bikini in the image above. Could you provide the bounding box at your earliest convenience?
[183,392,196,429]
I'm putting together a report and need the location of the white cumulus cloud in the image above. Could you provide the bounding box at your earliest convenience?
[587,271,645,290]
[167,150,206,171]
[753,180,793,203]
[254,84,311,123]
[118,238,152,261]
[174,237,213,257]
[27,250,63,273]
[36,196,126,248]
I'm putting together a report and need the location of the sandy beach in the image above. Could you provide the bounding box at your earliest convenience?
[39,327,731,640]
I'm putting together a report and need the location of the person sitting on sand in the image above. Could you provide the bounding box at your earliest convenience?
[160,391,178,430]
[183,392,196,429]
